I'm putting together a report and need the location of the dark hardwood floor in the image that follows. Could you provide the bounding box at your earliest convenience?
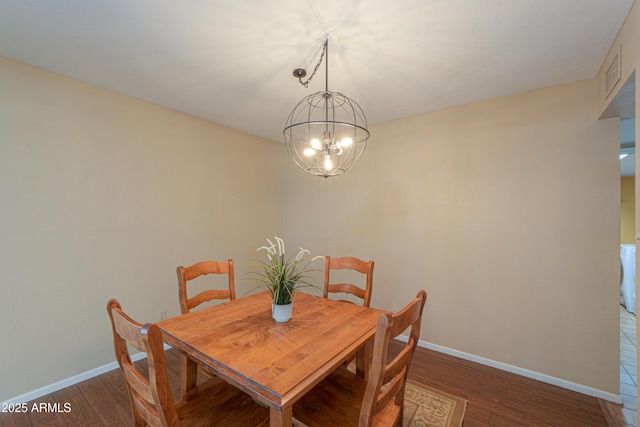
[0,342,624,426]
[403,344,623,427]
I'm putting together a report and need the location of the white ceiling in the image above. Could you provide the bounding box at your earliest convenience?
[0,0,635,143]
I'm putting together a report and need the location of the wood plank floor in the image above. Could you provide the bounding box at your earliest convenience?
[402,344,623,427]
[0,342,624,427]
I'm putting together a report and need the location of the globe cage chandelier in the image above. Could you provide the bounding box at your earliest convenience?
[283,38,370,178]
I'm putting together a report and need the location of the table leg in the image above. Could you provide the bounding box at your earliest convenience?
[270,405,292,427]
[180,353,198,396]
[355,340,371,381]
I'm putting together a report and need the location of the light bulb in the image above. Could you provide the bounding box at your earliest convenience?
[324,155,333,171]
[341,137,353,147]
[310,138,322,150]
[303,148,316,157]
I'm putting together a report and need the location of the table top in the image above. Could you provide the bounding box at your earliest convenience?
[157,291,386,409]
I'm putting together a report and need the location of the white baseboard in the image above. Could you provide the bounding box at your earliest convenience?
[1,344,171,406]
[398,336,623,404]
[2,341,623,406]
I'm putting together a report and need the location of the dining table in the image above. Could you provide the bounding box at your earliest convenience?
[156,290,387,427]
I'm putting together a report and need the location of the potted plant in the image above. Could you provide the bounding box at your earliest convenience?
[249,236,322,322]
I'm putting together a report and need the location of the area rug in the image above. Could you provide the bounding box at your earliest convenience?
[402,380,467,427]
[292,376,467,427]
[346,362,467,426]
[337,362,467,426]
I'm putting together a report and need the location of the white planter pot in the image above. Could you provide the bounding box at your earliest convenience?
[272,302,293,322]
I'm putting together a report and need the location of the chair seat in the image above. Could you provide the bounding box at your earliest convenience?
[373,403,402,426]
[177,377,269,426]
[293,366,400,427]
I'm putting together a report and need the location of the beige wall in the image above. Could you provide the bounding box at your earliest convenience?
[282,79,620,393]
[0,57,284,401]
[0,54,623,400]
[622,177,636,244]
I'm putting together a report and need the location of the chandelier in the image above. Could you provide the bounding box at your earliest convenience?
[283,39,370,178]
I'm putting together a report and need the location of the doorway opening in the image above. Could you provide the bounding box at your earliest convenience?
[619,119,636,419]
[606,71,636,422]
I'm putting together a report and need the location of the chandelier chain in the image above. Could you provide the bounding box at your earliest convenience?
[297,40,327,88]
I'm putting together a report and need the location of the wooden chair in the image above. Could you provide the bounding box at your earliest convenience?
[324,256,375,375]
[324,256,374,307]
[176,259,235,395]
[177,259,236,314]
[293,290,427,427]
[106,299,269,427]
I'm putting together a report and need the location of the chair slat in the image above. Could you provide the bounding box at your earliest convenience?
[132,396,162,427]
[122,363,154,404]
[183,260,231,280]
[327,283,366,299]
[187,289,232,309]
[111,307,146,353]
[383,345,413,384]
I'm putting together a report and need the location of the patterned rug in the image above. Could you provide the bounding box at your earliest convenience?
[293,381,469,427]
[292,373,467,427]
[341,361,467,426]
[403,380,467,427]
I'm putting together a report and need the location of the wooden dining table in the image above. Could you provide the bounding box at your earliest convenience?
[157,291,386,427]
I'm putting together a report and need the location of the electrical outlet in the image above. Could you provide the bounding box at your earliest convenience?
[158,308,167,321]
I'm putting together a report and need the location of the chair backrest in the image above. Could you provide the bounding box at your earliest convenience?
[106,299,180,427]
[323,256,374,307]
[177,259,236,314]
[360,290,427,427]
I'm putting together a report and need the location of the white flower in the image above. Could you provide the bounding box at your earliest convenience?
[266,238,275,249]
[257,245,274,256]
[295,247,310,261]
[258,237,277,256]
[275,236,285,256]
